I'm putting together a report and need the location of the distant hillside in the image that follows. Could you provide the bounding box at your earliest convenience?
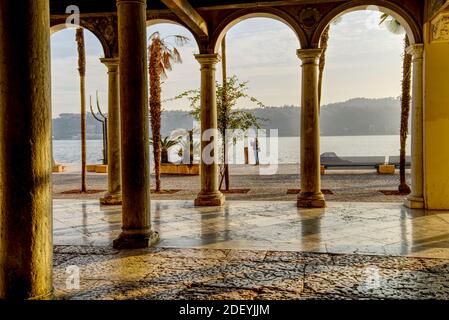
[53,113,104,140]
[52,97,403,139]
[320,97,402,136]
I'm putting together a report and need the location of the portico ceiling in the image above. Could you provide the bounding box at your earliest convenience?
[50,0,423,15]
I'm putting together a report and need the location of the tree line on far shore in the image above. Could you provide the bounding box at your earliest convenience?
[52,97,405,139]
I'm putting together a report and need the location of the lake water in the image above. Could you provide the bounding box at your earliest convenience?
[53,135,411,165]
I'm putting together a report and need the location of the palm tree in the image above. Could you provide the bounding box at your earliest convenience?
[76,27,87,192]
[220,35,230,190]
[160,136,180,163]
[148,32,189,192]
[150,136,180,163]
[318,18,341,105]
[380,14,412,194]
[318,25,330,105]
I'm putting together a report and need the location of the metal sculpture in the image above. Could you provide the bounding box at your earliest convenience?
[90,91,108,165]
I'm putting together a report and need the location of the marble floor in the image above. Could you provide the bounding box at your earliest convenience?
[52,200,449,299]
[54,199,449,259]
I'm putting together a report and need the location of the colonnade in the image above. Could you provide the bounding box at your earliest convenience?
[99,57,122,205]
[0,0,425,298]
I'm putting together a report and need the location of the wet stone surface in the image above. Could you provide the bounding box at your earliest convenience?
[53,200,449,259]
[54,246,449,300]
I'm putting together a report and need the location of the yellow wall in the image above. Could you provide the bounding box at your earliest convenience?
[424,22,449,209]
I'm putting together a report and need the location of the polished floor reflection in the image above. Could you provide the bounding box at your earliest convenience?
[53,200,449,259]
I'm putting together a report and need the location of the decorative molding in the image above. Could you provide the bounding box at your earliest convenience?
[299,7,321,31]
[81,16,118,57]
[428,0,448,20]
[431,12,449,42]
[146,10,174,21]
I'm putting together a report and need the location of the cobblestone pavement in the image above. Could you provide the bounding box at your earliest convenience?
[52,166,411,202]
[54,246,449,300]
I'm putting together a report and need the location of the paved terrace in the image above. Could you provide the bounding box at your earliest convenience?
[54,200,449,299]
[52,165,412,202]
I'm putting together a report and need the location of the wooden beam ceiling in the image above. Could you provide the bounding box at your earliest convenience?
[160,0,208,37]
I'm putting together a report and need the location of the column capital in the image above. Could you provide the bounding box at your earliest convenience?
[117,0,146,6]
[406,44,424,60]
[296,48,323,64]
[194,53,220,66]
[100,57,119,71]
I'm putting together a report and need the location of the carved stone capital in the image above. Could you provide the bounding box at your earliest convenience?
[194,53,220,66]
[296,48,322,65]
[406,44,424,61]
[431,11,449,43]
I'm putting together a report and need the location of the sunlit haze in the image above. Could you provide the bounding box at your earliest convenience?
[50,10,404,117]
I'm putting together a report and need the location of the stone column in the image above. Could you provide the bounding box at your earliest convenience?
[113,0,158,248]
[100,58,122,205]
[194,54,225,206]
[404,44,425,209]
[297,49,326,208]
[0,0,53,299]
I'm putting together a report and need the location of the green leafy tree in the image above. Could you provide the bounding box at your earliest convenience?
[174,76,264,190]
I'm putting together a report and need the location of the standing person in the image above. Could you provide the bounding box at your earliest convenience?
[251,137,260,165]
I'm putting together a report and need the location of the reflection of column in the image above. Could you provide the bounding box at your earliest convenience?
[404,44,425,209]
[300,209,324,252]
[0,0,53,299]
[194,54,225,207]
[113,0,158,248]
[297,49,325,208]
[100,58,122,205]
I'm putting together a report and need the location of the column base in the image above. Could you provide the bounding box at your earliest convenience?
[403,195,425,209]
[26,290,54,300]
[297,192,326,208]
[100,193,122,205]
[194,191,225,207]
[113,230,159,249]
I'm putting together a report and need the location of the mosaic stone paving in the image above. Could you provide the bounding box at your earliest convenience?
[54,200,449,259]
[54,246,449,300]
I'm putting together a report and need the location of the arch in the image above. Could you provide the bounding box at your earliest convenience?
[50,23,108,57]
[146,18,201,52]
[312,1,423,47]
[211,7,307,53]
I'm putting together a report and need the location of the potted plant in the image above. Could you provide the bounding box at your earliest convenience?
[150,136,180,164]
[160,136,180,163]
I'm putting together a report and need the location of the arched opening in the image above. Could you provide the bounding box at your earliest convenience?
[50,25,108,193]
[198,17,302,196]
[212,10,306,52]
[316,7,418,199]
[313,3,422,46]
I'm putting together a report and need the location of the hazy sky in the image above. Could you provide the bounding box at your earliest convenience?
[50,10,405,117]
